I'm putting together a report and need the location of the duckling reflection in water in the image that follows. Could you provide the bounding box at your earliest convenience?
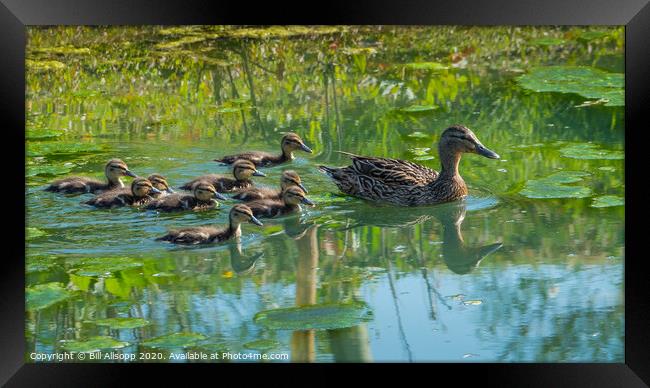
[433,202,503,274]
[232,170,307,201]
[179,159,266,193]
[214,132,313,167]
[246,186,314,219]
[229,243,264,276]
[156,204,263,245]
[145,181,227,212]
[45,158,137,195]
[83,178,161,208]
[147,174,174,197]
[319,125,499,206]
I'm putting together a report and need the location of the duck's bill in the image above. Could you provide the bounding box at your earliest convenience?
[297,183,308,193]
[124,170,138,177]
[150,187,162,194]
[476,144,500,159]
[214,191,227,201]
[249,215,263,226]
[300,143,313,153]
[301,197,315,206]
[252,170,267,177]
[166,187,175,194]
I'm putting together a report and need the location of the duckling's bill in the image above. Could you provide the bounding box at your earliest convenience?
[249,215,263,226]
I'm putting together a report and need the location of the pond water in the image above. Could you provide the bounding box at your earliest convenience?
[26,26,624,362]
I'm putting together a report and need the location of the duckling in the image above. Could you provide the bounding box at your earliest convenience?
[179,159,266,193]
[232,170,307,201]
[319,125,499,206]
[147,174,174,197]
[246,186,314,219]
[144,181,227,212]
[156,204,263,245]
[213,132,313,167]
[83,177,161,208]
[45,158,136,195]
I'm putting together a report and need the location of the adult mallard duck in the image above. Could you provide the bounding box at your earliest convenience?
[156,204,263,245]
[318,125,499,206]
[83,177,161,208]
[179,159,266,193]
[232,170,307,201]
[45,158,137,195]
[145,181,227,212]
[246,186,314,219]
[213,132,313,167]
[147,174,174,197]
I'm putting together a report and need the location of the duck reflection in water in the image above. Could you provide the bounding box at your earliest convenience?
[228,242,264,276]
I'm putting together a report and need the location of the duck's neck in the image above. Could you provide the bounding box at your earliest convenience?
[107,175,124,188]
[438,147,462,180]
[280,147,294,161]
[228,220,242,238]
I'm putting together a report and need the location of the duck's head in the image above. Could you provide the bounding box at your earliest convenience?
[281,132,312,155]
[131,178,161,198]
[229,204,263,226]
[233,159,266,180]
[147,174,174,194]
[105,159,137,183]
[439,125,499,159]
[280,170,307,193]
[282,186,314,206]
[193,180,227,202]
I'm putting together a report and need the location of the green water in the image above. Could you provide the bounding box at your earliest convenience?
[26,26,624,362]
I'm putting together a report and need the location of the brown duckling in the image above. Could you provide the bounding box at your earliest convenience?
[147,174,174,197]
[232,170,307,201]
[45,158,136,195]
[156,204,263,245]
[319,125,499,206]
[145,181,227,212]
[179,159,266,192]
[246,186,314,219]
[83,177,161,208]
[213,132,313,167]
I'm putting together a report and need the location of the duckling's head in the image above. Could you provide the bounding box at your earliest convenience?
[147,174,174,194]
[439,125,499,159]
[233,159,266,180]
[282,186,314,206]
[193,180,227,202]
[280,170,307,193]
[229,204,263,226]
[281,132,312,155]
[105,159,137,183]
[130,178,161,198]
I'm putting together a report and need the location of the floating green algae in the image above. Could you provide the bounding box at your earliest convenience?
[26,142,103,157]
[26,128,65,140]
[26,282,72,311]
[95,318,150,329]
[60,336,129,353]
[529,37,566,46]
[559,143,623,160]
[403,62,449,71]
[141,332,207,349]
[243,339,280,351]
[27,227,49,240]
[26,164,73,177]
[591,195,624,208]
[517,66,623,106]
[520,171,592,199]
[399,105,437,113]
[253,301,372,330]
[70,257,143,278]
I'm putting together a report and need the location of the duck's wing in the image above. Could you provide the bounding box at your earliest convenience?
[337,151,439,185]
[157,226,217,244]
[214,151,274,166]
[247,199,284,218]
[179,174,224,191]
[232,187,279,201]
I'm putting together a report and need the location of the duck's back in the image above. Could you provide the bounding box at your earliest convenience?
[180,174,249,192]
[145,193,195,212]
[46,177,111,194]
[232,186,281,202]
[83,187,132,208]
[216,151,278,167]
[157,226,228,244]
[247,198,296,218]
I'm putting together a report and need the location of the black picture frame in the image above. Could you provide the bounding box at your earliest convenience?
[2,0,648,385]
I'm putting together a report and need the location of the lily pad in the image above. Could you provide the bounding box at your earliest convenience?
[517,66,624,106]
[26,128,65,140]
[529,38,566,46]
[26,59,66,72]
[26,164,73,177]
[141,332,207,349]
[404,62,449,71]
[399,105,437,113]
[253,301,372,330]
[559,143,623,160]
[27,142,103,157]
[70,257,143,278]
[520,171,592,199]
[591,195,624,208]
[95,318,150,329]
[578,31,611,42]
[26,282,72,311]
[243,339,280,351]
[27,227,48,240]
[60,336,129,353]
